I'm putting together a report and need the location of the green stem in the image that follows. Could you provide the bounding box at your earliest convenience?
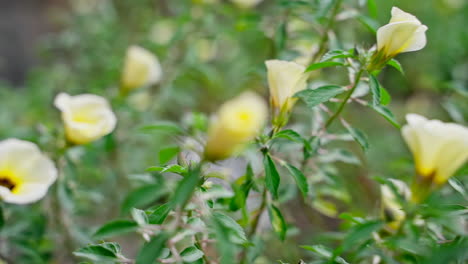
[324,68,364,128]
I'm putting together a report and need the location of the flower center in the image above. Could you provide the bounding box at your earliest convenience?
[0,176,16,191]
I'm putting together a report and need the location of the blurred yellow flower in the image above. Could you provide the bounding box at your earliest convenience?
[265,60,308,127]
[230,0,263,8]
[0,139,57,204]
[381,179,410,230]
[377,7,428,58]
[204,92,268,161]
[55,93,117,145]
[402,114,468,185]
[121,45,162,92]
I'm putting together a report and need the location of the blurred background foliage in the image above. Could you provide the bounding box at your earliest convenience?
[0,0,467,263]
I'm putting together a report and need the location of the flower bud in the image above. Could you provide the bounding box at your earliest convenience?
[369,7,428,71]
[402,114,468,185]
[54,93,117,145]
[0,139,57,204]
[265,60,308,127]
[381,179,410,230]
[121,45,162,93]
[204,92,268,161]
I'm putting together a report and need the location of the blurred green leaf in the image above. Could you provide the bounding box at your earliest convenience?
[264,154,280,200]
[147,203,172,225]
[357,15,379,34]
[212,212,247,244]
[74,242,121,262]
[305,61,345,72]
[273,129,303,143]
[146,164,187,174]
[320,50,354,62]
[0,205,4,230]
[136,232,169,264]
[301,245,349,264]
[295,85,345,109]
[268,204,287,241]
[387,59,404,74]
[159,146,180,164]
[369,74,381,106]
[93,220,139,239]
[172,166,201,207]
[367,0,377,18]
[341,220,383,252]
[131,208,148,225]
[284,163,309,196]
[369,104,401,128]
[181,246,204,262]
[122,184,166,213]
[139,121,184,134]
[345,126,369,151]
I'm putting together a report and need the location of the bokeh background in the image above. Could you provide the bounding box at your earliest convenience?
[0,0,467,262]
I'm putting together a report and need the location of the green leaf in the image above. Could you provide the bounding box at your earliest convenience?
[341,220,383,252]
[172,166,201,207]
[305,61,344,72]
[147,203,172,225]
[181,246,204,262]
[121,184,166,213]
[380,85,391,105]
[367,0,377,18]
[318,149,361,165]
[294,85,345,109]
[146,164,187,174]
[369,104,401,128]
[211,214,236,264]
[74,243,121,262]
[139,121,184,134]
[357,15,379,34]
[273,129,303,143]
[212,212,247,244]
[136,232,169,264]
[387,59,404,74]
[345,126,369,151]
[230,164,254,211]
[93,220,139,239]
[264,154,280,200]
[268,205,287,241]
[275,22,287,51]
[320,50,354,62]
[301,245,349,264]
[159,146,180,164]
[369,74,381,106]
[131,208,148,225]
[0,205,4,230]
[284,163,309,196]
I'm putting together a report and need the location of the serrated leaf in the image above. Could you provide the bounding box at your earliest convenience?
[121,184,166,213]
[268,205,287,241]
[369,104,400,128]
[181,246,204,262]
[147,203,172,225]
[139,121,184,134]
[369,74,381,106]
[136,232,169,264]
[93,220,139,239]
[146,164,187,174]
[284,163,308,196]
[159,146,180,164]
[295,85,345,109]
[273,129,303,143]
[345,126,369,151]
[387,59,404,74]
[305,61,344,72]
[264,154,280,200]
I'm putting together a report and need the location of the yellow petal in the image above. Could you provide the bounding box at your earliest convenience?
[121,45,162,91]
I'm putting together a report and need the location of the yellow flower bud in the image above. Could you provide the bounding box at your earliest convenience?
[230,0,263,8]
[265,60,308,127]
[402,114,468,185]
[54,93,117,145]
[121,45,162,92]
[204,92,268,161]
[376,7,428,58]
[0,139,57,204]
[381,179,410,230]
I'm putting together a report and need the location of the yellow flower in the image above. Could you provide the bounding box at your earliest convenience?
[54,93,117,145]
[230,0,263,8]
[402,114,468,185]
[121,45,162,92]
[204,92,268,161]
[0,139,57,204]
[381,179,410,230]
[376,7,428,58]
[265,60,308,127]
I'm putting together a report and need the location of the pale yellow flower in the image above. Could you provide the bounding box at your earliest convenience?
[377,7,428,58]
[204,92,268,161]
[230,0,263,8]
[381,179,410,230]
[121,45,162,92]
[266,60,308,114]
[0,139,57,204]
[402,114,468,185]
[55,93,117,145]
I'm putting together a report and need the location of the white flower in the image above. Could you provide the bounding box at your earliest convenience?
[230,0,263,8]
[402,114,468,184]
[204,92,268,161]
[55,93,117,145]
[265,60,308,113]
[121,45,162,92]
[0,139,57,204]
[376,7,428,57]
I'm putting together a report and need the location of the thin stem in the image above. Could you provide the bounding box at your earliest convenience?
[324,68,364,128]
